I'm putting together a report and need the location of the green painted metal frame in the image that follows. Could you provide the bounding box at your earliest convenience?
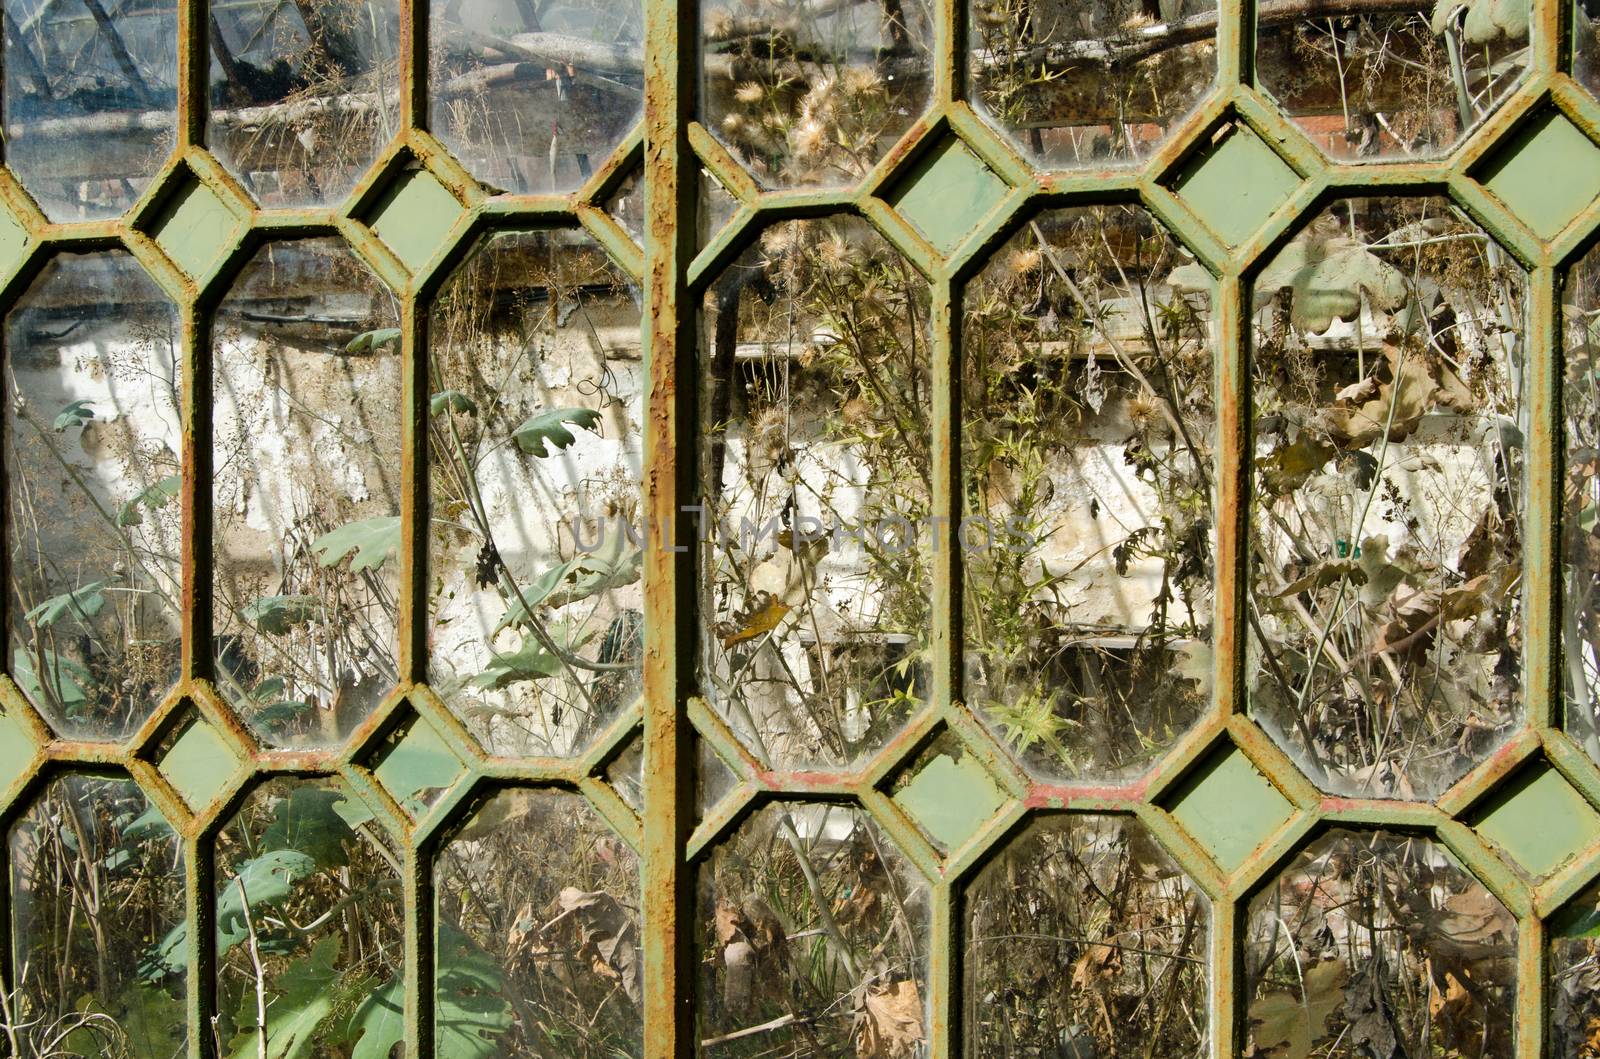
[0,0,1598,1050]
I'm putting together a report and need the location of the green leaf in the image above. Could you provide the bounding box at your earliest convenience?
[493,535,643,634]
[53,399,96,431]
[511,407,603,457]
[471,633,565,690]
[12,647,93,711]
[242,594,322,635]
[430,390,479,416]
[344,327,401,355]
[259,787,365,868]
[313,516,401,573]
[351,926,513,1059]
[225,935,343,1059]
[25,579,110,628]
[117,474,182,526]
[145,848,319,978]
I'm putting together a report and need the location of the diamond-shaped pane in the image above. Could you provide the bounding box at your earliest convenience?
[1166,747,1295,872]
[888,137,1010,255]
[0,205,28,277]
[892,733,1008,851]
[1474,764,1600,877]
[158,714,238,810]
[149,176,245,279]
[365,166,466,272]
[1170,124,1301,246]
[0,711,37,790]
[372,711,466,815]
[1479,109,1600,240]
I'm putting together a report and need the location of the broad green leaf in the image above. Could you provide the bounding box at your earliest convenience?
[117,474,182,526]
[243,594,322,635]
[53,399,95,431]
[259,787,363,868]
[511,407,603,457]
[12,647,93,711]
[472,633,565,689]
[313,516,401,573]
[351,927,513,1059]
[145,848,319,978]
[344,327,401,354]
[430,389,479,416]
[493,535,643,634]
[25,579,110,628]
[225,935,342,1059]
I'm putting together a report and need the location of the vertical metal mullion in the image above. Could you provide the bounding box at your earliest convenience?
[928,281,959,1059]
[1525,266,1560,733]
[642,0,698,1048]
[186,832,218,1059]
[176,0,207,148]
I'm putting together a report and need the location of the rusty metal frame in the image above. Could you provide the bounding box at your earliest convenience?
[0,0,1597,1050]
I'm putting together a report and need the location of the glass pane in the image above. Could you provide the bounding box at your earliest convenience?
[696,801,929,1055]
[208,0,401,206]
[968,0,1217,167]
[429,0,642,195]
[962,205,1214,782]
[3,0,177,219]
[213,778,402,1055]
[1563,243,1600,761]
[427,228,644,757]
[7,250,182,741]
[698,216,932,771]
[212,237,402,748]
[1258,5,1529,159]
[964,813,1209,1054]
[9,774,186,1058]
[435,787,642,1056]
[1246,829,1516,1057]
[1553,880,1600,1057]
[1248,196,1526,799]
[701,0,934,187]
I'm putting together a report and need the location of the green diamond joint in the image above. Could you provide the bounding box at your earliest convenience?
[1477,109,1600,240]
[887,137,1011,255]
[365,167,467,273]
[149,176,245,280]
[1473,764,1600,878]
[373,712,466,815]
[1166,747,1295,872]
[893,748,1008,850]
[1169,124,1301,246]
[158,716,238,810]
[0,206,28,276]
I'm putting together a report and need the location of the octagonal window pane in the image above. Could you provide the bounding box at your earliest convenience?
[964,813,1209,1053]
[962,205,1215,783]
[3,0,177,220]
[698,216,932,771]
[1248,196,1526,800]
[968,0,1217,167]
[208,0,401,206]
[1257,5,1528,159]
[7,250,182,740]
[435,787,642,1055]
[9,774,186,1057]
[701,0,934,187]
[213,778,402,1054]
[429,0,641,195]
[1246,828,1516,1057]
[427,228,643,757]
[212,238,402,748]
[696,801,930,1054]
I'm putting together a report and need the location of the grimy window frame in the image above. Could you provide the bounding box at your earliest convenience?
[0,0,1597,1050]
